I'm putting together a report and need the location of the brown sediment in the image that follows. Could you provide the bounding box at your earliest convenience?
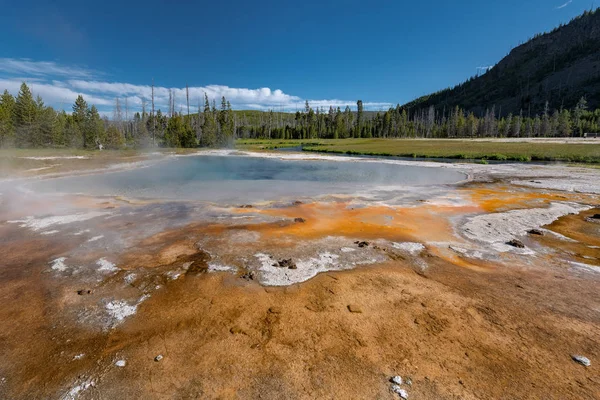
[532,208,600,267]
[0,181,599,399]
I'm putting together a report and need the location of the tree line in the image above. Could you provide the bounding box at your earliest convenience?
[1,82,600,149]
[0,83,236,149]
[241,98,600,140]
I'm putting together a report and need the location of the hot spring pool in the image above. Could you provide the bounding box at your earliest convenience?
[22,154,466,203]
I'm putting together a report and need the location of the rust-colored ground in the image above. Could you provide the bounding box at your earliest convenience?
[0,182,599,399]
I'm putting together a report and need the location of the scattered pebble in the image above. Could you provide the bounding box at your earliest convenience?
[391,384,408,399]
[294,217,306,223]
[77,289,92,295]
[355,241,369,248]
[571,354,591,367]
[527,229,544,236]
[230,326,245,334]
[390,376,402,385]
[154,355,163,362]
[268,306,283,314]
[506,239,525,248]
[241,271,255,281]
[115,360,126,367]
[273,258,297,269]
[72,354,85,360]
[347,304,363,313]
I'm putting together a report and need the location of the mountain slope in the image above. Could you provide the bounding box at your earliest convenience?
[403,9,600,116]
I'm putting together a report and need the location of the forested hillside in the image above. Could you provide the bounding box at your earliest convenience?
[403,8,600,117]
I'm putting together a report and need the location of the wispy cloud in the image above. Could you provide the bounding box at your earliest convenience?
[0,58,393,116]
[0,58,96,79]
[555,0,573,9]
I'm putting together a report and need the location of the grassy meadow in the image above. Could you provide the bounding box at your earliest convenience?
[235,138,600,163]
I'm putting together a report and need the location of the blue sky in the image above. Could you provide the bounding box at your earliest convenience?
[0,0,592,116]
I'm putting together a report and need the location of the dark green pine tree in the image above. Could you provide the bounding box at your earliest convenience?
[356,100,363,138]
[72,95,89,148]
[200,94,217,147]
[88,105,105,147]
[36,98,58,147]
[164,114,180,147]
[0,90,16,146]
[15,83,37,147]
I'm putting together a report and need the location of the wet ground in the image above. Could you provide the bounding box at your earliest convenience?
[0,151,599,399]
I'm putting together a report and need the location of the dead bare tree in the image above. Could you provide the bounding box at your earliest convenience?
[125,97,129,139]
[114,97,123,134]
[151,78,156,146]
[186,84,190,124]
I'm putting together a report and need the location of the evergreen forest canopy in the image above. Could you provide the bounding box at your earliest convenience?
[1,82,600,150]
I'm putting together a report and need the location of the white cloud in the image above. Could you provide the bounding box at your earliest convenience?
[0,58,393,117]
[555,0,572,9]
[0,58,96,79]
[0,79,113,107]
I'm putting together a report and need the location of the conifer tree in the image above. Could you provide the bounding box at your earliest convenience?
[0,90,16,146]
[15,83,36,146]
[73,95,90,147]
[88,105,105,147]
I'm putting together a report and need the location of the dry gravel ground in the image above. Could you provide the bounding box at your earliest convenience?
[0,152,599,399]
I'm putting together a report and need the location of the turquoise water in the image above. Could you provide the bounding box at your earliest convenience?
[24,155,465,203]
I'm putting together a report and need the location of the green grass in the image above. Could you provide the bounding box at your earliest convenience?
[235,138,600,163]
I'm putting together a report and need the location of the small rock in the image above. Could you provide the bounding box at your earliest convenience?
[292,200,303,206]
[355,241,369,248]
[268,306,283,314]
[77,289,93,295]
[241,271,255,281]
[115,360,126,367]
[230,326,245,335]
[154,355,163,362]
[506,239,525,248]
[239,204,253,209]
[571,354,591,367]
[347,304,363,313]
[404,377,412,386]
[390,376,402,385]
[591,214,600,219]
[527,229,544,236]
[294,217,306,223]
[391,384,408,399]
[273,259,297,269]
